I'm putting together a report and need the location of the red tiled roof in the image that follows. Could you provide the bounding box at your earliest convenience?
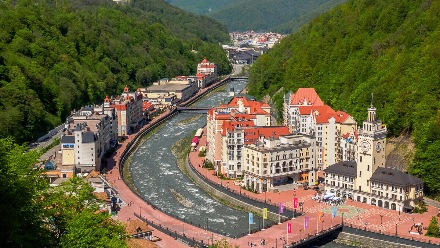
[298,105,351,124]
[255,126,290,139]
[221,120,255,135]
[290,88,324,106]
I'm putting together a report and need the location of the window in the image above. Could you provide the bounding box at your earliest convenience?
[360,156,362,162]
[62,174,67,178]
[359,171,362,177]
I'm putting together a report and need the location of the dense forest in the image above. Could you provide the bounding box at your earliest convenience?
[0,0,231,144]
[165,0,237,15]
[248,0,440,197]
[166,0,347,33]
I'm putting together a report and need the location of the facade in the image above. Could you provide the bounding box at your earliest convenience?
[61,124,99,172]
[324,106,423,212]
[41,160,75,186]
[109,85,144,136]
[221,125,290,178]
[283,88,357,170]
[243,134,317,193]
[141,78,197,105]
[197,57,217,77]
[206,96,272,176]
[61,105,118,172]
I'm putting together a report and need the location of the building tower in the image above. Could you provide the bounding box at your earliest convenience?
[356,103,387,193]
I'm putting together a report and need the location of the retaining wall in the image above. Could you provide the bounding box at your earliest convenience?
[335,226,439,248]
[184,156,289,223]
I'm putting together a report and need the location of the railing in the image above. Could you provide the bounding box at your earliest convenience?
[341,224,440,247]
[134,213,209,248]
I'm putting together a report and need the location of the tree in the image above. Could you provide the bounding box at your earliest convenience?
[426,216,440,238]
[0,138,51,247]
[42,177,128,246]
[210,238,240,248]
[60,210,127,248]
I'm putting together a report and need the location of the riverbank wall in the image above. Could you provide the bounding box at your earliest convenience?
[184,156,290,224]
[334,225,439,248]
[290,224,439,248]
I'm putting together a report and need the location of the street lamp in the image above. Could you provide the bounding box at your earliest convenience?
[380,214,383,226]
[395,223,398,236]
[263,179,267,203]
[139,206,142,219]
[293,193,297,219]
[206,217,209,230]
[342,213,345,225]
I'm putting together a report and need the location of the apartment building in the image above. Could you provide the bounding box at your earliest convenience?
[206,96,272,176]
[61,105,118,172]
[109,85,144,136]
[197,57,217,77]
[283,88,357,170]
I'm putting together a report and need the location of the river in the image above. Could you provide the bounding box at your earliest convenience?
[130,80,264,237]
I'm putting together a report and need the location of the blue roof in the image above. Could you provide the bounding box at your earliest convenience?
[44,161,56,170]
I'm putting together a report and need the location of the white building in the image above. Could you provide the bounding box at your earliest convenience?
[324,106,423,213]
[243,134,317,193]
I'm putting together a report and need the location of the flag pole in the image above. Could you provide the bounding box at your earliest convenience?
[279,206,281,224]
[316,214,319,234]
[262,208,265,230]
[286,223,289,244]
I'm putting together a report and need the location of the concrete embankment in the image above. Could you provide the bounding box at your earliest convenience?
[183,156,289,224]
[334,225,439,248]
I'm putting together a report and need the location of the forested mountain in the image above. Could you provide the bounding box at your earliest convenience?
[248,0,440,197]
[165,0,237,15]
[0,0,230,144]
[166,0,347,33]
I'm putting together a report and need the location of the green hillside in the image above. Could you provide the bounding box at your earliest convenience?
[248,0,440,197]
[166,0,347,33]
[0,0,230,143]
[165,0,237,14]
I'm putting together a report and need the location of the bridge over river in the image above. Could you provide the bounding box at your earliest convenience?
[175,106,211,113]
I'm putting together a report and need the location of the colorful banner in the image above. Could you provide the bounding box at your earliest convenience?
[293,197,299,209]
[249,212,253,224]
[280,203,284,214]
[304,217,309,228]
[263,208,268,220]
[287,223,292,233]
[332,206,337,218]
